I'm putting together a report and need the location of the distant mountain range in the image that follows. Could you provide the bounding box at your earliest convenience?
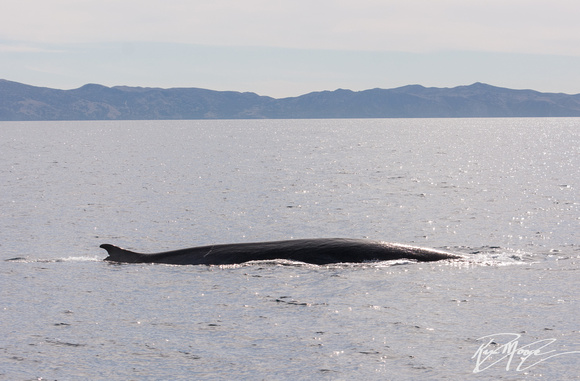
[2,79,580,120]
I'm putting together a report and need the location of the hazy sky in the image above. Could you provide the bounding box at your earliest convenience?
[2,0,580,97]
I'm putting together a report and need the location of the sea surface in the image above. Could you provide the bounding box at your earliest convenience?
[1,118,579,380]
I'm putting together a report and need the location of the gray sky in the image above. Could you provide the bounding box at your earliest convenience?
[2,0,580,97]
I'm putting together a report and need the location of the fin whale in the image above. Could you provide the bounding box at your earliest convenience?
[100,238,462,265]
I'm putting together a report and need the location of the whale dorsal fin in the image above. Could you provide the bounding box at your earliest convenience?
[100,244,142,263]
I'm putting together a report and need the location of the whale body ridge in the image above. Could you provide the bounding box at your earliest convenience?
[100,238,462,265]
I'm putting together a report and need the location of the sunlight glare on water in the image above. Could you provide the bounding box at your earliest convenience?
[1,118,578,379]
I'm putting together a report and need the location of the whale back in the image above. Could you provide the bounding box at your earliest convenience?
[100,238,462,265]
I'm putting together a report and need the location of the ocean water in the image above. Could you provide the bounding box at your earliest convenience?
[1,118,579,380]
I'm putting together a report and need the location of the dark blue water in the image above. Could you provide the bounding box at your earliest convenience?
[1,118,579,380]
